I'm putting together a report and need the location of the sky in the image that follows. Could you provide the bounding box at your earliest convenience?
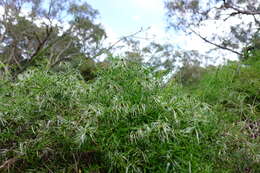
[88,0,166,38]
[87,0,239,64]
[87,0,187,52]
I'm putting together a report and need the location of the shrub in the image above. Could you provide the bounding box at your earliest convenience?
[0,60,221,172]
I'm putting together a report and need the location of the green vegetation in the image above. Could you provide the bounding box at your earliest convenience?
[1,54,259,172]
[179,54,260,172]
[0,0,260,172]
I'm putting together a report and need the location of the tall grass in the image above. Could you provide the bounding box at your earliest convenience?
[0,58,259,172]
[184,56,260,172]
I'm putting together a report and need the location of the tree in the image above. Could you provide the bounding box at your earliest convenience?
[171,61,208,85]
[165,0,260,57]
[0,0,106,77]
[118,36,212,75]
[242,31,260,61]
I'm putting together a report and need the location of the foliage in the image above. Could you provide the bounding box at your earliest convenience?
[0,68,87,171]
[165,0,260,56]
[0,1,259,172]
[0,0,106,77]
[172,63,208,86]
[121,38,212,73]
[179,52,260,172]
[1,54,260,172]
[0,59,222,172]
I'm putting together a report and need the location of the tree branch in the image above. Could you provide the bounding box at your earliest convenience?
[12,28,55,78]
[190,29,242,56]
[224,3,260,15]
[50,40,74,67]
[92,27,147,60]
[50,52,81,68]
[50,28,147,68]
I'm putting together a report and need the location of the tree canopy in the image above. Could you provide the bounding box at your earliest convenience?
[0,0,106,77]
[165,0,260,57]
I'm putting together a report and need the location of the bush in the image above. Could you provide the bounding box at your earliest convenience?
[0,60,220,172]
[0,68,87,171]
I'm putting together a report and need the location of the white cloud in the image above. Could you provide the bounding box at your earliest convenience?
[132,15,141,22]
[132,0,164,11]
[103,24,120,45]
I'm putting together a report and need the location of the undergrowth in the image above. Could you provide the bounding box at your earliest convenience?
[0,57,259,172]
[183,54,260,172]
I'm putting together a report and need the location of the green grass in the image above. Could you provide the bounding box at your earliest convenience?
[181,55,260,172]
[0,58,259,172]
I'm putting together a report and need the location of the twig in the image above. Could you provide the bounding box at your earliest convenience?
[190,28,242,56]
[92,27,148,60]
[224,3,260,15]
[0,157,18,170]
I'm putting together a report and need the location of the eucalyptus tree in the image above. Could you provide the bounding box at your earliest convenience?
[164,0,260,58]
[0,0,106,77]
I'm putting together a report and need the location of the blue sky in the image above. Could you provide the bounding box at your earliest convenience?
[88,0,166,36]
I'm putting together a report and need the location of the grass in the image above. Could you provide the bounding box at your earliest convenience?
[0,57,259,172]
[181,54,260,172]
